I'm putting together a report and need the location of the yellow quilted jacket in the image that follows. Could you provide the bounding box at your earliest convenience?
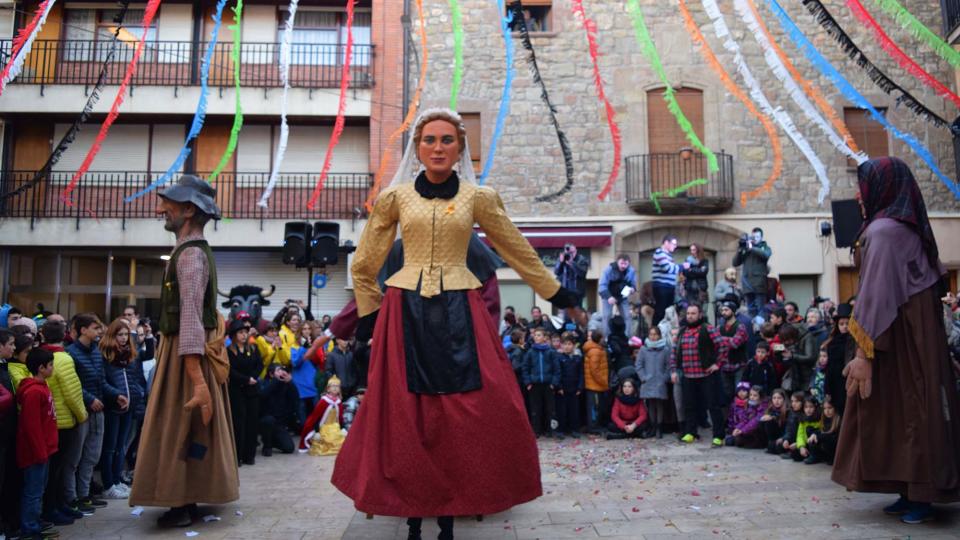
[48,351,89,429]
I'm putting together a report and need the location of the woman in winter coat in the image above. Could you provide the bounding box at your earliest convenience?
[823,305,856,416]
[99,318,143,499]
[635,326,670,438]
[227,320,263,466]
[606,379,648,440]
[682,243,710,305]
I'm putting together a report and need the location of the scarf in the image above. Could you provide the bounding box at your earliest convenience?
[734,397,747,408]
[415,170,460,200]
[617,392,641,406]
[644,338,667,350]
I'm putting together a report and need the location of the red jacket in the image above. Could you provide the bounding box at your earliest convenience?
[16,377,58,468]
[611,397,648,431]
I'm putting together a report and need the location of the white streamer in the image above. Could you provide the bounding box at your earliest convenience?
[258,0,299,208]
[734,0,867,169]
[701,0,832,203]
[2,0,58,90]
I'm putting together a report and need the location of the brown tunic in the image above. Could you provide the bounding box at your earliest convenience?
[129,234,239,507]
[831,286,960,503]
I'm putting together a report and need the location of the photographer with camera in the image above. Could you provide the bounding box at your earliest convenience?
[554,243,588,307]
[733,228,772,319]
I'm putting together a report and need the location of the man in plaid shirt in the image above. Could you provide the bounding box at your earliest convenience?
[669,304,728,447]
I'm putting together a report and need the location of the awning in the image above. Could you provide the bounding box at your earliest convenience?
[474,225,612,249]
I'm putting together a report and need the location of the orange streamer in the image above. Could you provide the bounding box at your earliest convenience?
[364,0,428,212]
[744,0,859,154]
[677,0,782,206]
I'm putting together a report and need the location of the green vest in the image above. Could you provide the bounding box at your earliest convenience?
[159,239,219,336]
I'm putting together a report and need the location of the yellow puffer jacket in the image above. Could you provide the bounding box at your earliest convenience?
[48,351,89,429]
[275,325,300,369]
[8,361,29,391]
[255,335,278,378]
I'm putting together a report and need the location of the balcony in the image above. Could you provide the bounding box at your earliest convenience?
[0,40,375,88]
[946,0,960,44]
[0,170,372,228]
[624,152,734,215]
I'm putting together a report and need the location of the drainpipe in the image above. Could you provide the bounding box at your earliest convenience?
[401,0,411,150]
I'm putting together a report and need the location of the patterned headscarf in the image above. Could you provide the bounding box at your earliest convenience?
[856,157,940,271]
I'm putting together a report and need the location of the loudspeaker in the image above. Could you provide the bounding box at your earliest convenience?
[282,222,311,266]
[311,221,340,266]
[830,199,863,248]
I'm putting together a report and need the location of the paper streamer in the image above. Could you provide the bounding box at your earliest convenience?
[210,0,245,180]
[127,0,228,202]
[61,0,162,204]
[511,0,575,202]
[571,0,621,202]
[871,0,960,68]
[257,0,299,208]
[448,0,463,110]
[479,0,514,184]
[768,0,960,199]
[702,0,832,204]
[0,0,57,94]
[306,0,355,210]
[0,2,131,202]
[677,0,782,208]
[843,0,960,109]
[797,0,948,128]
[364,0,428,211]
[735,0,867,169]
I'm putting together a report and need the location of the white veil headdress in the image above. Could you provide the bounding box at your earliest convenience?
[388,107,478,187]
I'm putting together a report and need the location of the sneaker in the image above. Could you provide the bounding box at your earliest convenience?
[901,503,933,524]
[41,511,74,527]
[724,436,735,446]
[71,499,96,514]
[40,521,54,532]
[59,505,84,520]
[779,452,793,459]
[883,496,911,515]
[803,455,821,465]
[102,485,128,500]
[680,434,695,443]
[711,438,724,448]
[80,496,107,508]
[117,483,132,496]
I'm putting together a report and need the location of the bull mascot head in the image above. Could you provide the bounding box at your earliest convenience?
[218,284,276,330]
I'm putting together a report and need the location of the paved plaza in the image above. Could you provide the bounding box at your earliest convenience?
[57,436,958,540]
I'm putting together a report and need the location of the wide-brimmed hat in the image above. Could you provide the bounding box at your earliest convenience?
[159,175,221,219]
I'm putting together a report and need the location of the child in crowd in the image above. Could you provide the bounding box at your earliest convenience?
[18,349,59,540]
[555,334,583,438]
[606,379,648,440]
[792,396,822,462]
[550,333,563,352]
[507,328,527,402]
[522,328,561,438]
[778,391,805,458]
[582,330,609,434]
[741,341,777,394]
[726,384,767,448]
[808,349,828,403]
[301,376,345,457]
[636,326,671,439]
[761,388,788,454]
[342,387,365,432]
[805,395,841,465]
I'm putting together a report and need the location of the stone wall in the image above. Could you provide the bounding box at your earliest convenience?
[408,0,960,216]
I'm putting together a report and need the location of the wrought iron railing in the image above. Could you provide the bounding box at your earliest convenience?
[0,171,372,227]
[0,40,374,88]
[624,152,735,214]
[944,0,960,38]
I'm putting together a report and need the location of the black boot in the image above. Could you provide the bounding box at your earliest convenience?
[406,517,423,540]
[438,516,454,540]
[606,432,627,440]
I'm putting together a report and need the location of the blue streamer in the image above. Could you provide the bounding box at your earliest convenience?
[126,0,229,202]
[766,0,960,200]
[479,0,514,184]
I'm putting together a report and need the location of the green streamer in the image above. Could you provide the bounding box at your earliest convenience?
[872,0,960,68]
[448,0,463,110]
[625,0,716,211]
[211,0,245,179]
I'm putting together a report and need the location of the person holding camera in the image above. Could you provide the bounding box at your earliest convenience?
[600,254,639,335]
[554,243,588,307]
[733,228,772,319]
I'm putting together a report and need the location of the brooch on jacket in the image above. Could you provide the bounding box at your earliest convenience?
[445,203,456,215]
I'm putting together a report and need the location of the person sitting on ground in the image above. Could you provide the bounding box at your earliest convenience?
[760,388,788,454]
[741,341,777,395]
[805,395,841,465]
[791,396,822,462]
[777,391,805,457]
[726,384,767,448]
[300,376,345,456]
[606,379,648,440]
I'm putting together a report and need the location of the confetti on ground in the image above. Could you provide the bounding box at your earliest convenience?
[202,515,221,523]
[185,532,199,537]
[691,489,701,496]
[235,510,244,516]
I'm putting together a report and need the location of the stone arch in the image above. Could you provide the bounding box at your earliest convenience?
[616,220,748,284]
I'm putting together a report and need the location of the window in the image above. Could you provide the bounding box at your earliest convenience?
[844,107,888,167]
[279,9,372,66]
[507,0,552,33]
[646,87,706,194]
[63,8,157,62]
[461,113,482,173]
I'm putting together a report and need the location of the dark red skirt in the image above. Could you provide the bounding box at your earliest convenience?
[331,287,542,516]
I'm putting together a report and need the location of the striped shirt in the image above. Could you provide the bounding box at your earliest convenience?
[651,247,680,287]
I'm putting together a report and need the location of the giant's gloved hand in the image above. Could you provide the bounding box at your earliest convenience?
[548,287,581,309]
[356,311,379,343]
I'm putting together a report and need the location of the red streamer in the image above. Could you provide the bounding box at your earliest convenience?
[571,0,622,202]
[61,0,162,205]
[307,0,355,211]
[0,0,54,92]
[846,0,960,109]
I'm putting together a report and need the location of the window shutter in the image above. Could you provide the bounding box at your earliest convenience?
[462,113,482,173]
[844,108,889,167]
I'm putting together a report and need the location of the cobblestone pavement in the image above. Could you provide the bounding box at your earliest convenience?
[57,436,958,540]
